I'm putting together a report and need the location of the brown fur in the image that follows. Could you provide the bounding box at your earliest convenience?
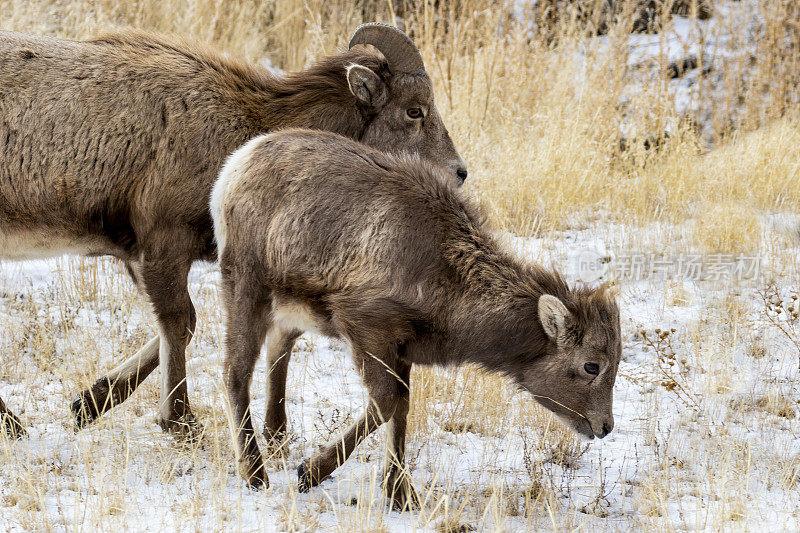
[213,129,621,506]
[0,29,465,438]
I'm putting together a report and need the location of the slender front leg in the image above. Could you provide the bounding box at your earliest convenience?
[0,396,25,439]
[263,329,300,453]
[137,251,199,440]
[222,273,272,488]
[382,361,420,510]
[71,336,160,429]
[298,346,401,492]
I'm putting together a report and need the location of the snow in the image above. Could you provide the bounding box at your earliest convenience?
[2,217,799,531]
[522,0,768,142]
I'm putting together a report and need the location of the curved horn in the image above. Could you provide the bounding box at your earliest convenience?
[349,22,425,75]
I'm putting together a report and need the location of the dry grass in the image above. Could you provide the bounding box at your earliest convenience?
[2,0,800,531]
[1,0,798,240]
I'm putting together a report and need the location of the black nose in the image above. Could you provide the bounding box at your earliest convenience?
[456,167,468,183]
[600,422,612,438]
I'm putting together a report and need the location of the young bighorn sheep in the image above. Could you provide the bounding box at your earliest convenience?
[0,23,465,439]
[212,129,621,508]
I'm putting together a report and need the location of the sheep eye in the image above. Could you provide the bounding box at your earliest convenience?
[584,362,600,375]
[406,108,423,119]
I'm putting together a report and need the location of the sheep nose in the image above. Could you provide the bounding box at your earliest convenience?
[598,419,614,439]
[456,167,468,183]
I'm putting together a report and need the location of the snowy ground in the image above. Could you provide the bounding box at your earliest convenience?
[582,0,769,144]
[2,217,799,531]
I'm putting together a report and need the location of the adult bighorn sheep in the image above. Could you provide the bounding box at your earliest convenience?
[212,129,620,509]
[0,23,466,440]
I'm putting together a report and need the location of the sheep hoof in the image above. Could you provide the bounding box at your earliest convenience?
[297,460,312,493]
[242,462,269,490]
[71,376,117,430]
[71,391,101,430]
[384,473,421,511]
[1,411,26,439]
[158,412,204,446]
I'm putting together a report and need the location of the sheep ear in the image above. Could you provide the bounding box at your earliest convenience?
[538,295,569,340]
[346,64,388,109]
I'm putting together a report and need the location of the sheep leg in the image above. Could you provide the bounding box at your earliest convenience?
[222,273,272,488]
[72,248,199,440]
[262,329,300,455]
[71,336,160,429]
[0,397,25,439]
[298,347,401,492]
[382,360,420,510]
[139,254,200,441]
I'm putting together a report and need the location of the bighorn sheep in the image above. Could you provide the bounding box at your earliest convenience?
[0,24,466,439]
[212,129,620,508]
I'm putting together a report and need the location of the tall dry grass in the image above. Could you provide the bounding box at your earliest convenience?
[1,0,798,244]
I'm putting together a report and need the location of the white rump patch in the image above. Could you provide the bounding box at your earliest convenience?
[210,134,272,257]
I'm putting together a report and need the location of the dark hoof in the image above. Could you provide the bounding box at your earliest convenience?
[389,489,421,512]
[71,375,131,431]
[297,461,312,493]
[1,411,26,440]
[243,464,269,490]
[384,475,421,511]
[158,411,204,445]
[247,476,268,490]
[71,392,100,430]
